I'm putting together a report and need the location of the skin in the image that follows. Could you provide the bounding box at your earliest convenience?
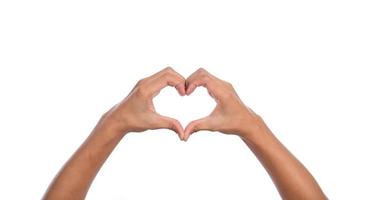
[184,68,328,200]
[43,67,327,200]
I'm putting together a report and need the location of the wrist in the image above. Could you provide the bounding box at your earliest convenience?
[97,114,130,138]
[238,115,270,144]
[86,118,129,151]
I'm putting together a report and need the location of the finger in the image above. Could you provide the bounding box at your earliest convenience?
[168,69,186,95]
[147,71,186,97]
[130,67,173,95]
[185,68,218,97]
[145,66,174,80]
[152,114,185,141]
[184,117,212,141]
[147,67,186,96]
[175,82,186,96]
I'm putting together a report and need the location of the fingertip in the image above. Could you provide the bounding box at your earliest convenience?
[186,84,196,95]
[181,88,186,96]
[175,83,186,96]
[183,123,194,141]
[172,120,185,141]
[174,128,183,141]
[184,133,191,141]
[158,115,185,140]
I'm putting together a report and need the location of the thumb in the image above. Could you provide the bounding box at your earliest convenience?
[153,114,185,141]
[184,117,212,141]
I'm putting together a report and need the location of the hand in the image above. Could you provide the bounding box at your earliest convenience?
[101,67,186,140]
[184,68,265,141]
[43,67,326,200]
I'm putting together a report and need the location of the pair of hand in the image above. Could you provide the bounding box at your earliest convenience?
[101,67,264,141]
[43,67,328,200]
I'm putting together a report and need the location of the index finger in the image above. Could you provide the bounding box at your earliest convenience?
[185,68,219,97]
[146,68,186,97]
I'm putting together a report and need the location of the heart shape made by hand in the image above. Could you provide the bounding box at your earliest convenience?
[143,67,247,141]
[112,67,251,142]
[153,86,216,133]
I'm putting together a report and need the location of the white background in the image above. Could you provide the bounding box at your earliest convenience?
[0,0,372,199]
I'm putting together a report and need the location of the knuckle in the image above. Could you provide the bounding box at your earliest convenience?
[225,81,233,88]
[163,119,176,130]
[160,72,172,81]
[163,70,174,77]
[136,78,146,86]
[197,67,206,74]
[164,66,174,74]
[169,119,177,128]
[193,123,200,131]
[220,91,234,100]
[201,74,211,82]
[192,120,202,129]
[135,85,149,97]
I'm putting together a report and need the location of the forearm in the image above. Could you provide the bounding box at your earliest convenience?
[241,118,327,200]
[43,117,126,200]
[43,67,185,200]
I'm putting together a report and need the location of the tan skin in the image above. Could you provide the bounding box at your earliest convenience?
[43,67,327,200]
